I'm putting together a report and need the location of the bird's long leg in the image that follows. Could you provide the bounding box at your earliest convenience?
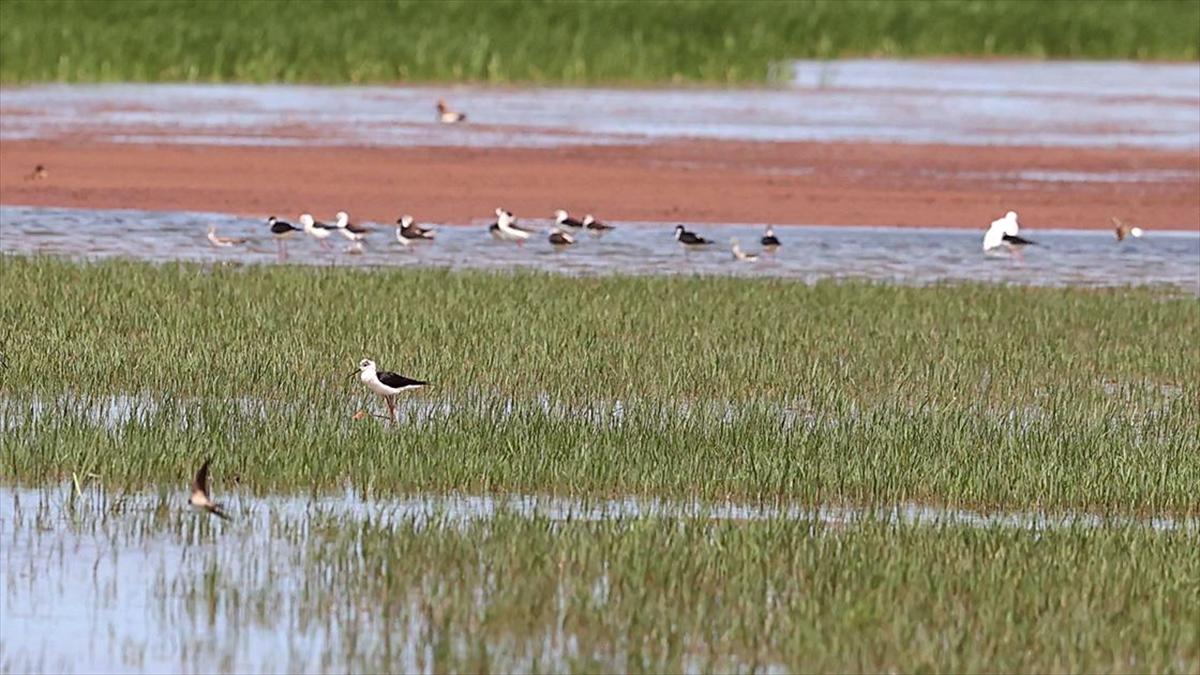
[385,396,397,424]
[276,238,285,262]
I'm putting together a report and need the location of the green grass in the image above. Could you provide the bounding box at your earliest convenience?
[1,0,1197,85]
[2,257,1197,513]
[10,494,1195,673]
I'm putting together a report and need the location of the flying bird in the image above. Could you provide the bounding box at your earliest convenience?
[1112,217,1144,242]
[189,458,230,520]
[25,164,48,181]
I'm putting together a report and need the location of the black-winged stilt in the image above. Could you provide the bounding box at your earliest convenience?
[582,214,614,233]
[25,164,48,181]
[761,226,781,249]
[352,359,428,423]
[983,211,1037,252]
[437,99,466,124]
[267,216,301,260]
[334,211,372,242]
[489,208,534,244]
[549,227,576,247]
[1112,217,1144,242]
[674,224,712,246]
[190,458,230,520]
[300,213,336,250]
[554,209,584,229]
[396,215,435,244]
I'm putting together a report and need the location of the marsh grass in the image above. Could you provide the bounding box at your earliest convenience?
[1,1,1197,86]
[7,487,1196,673]
[1,257,1197,512]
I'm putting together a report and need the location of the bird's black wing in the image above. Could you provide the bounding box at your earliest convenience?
[1002,234,1036,246]
[761,235,781,246]
[377,371,428,388]
[562,218,584,228]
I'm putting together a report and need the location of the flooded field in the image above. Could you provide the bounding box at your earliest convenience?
[2,61,1197,149]
[3,205,1198,291]
[2,485,1197,673]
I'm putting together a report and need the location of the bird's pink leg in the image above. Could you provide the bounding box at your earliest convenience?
[385,396,397,423]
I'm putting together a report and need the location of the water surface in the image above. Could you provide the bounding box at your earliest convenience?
[3,205,1197,292]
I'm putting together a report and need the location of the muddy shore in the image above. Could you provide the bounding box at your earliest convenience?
[1,139,1196,230]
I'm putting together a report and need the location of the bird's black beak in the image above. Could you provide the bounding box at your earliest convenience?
[348,368,361,379]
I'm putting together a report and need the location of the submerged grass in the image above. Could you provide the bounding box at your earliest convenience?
[1,0,1197,86]
[7,489,1197,673]
[1,257,1198,512]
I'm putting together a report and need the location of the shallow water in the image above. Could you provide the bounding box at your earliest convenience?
[0,484,1193,673]
[2,60,1196,149]
[2,205,1198,291]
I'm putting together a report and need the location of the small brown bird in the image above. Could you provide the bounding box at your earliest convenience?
[189,458,230,520]
[1112,217,1144,242]
[25,164,48,181]
[437,99,466,124]
[206,225,249,248]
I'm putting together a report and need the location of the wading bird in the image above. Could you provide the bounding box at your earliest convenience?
[267,216,301,260]
[190,458,230,520]
[983,211,1037,253]
[549,227,576,248]
[300,213,336,250]
[488,208,534,244]
[761,226,781,249]
[730,238,759,262]
[396,215,435,245]
[674,224,712,247]
[334,211,372,242]
[437,99,466,124]
[351,358,428,423]
[582,214,615,233]
[554,209,585,229]
[1112,217,1144,242]
[207,225,248,248]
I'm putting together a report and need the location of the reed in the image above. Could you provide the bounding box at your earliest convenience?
[1,1,1196,85]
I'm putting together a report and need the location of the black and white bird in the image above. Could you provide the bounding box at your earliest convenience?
[730,238,759,262]
[489,208,534,243]
[582,214,614,233]
[207,225,248,248]
[267,216,302,260]
[437,99,466,124]
[554,209,585,229]
[333,211,372,244]
[300,213,337,249]
[396,215,435,243]
[1112,217,1144,242]
[548,227,576,247]
[351,358,428,423]
[674,224,712,246]
[983,211,1037,252]
[189,458,230,520]
[761,226,781,249]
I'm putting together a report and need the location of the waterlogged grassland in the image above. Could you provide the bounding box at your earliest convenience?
[6,493,1197,673]
[1,0,1197,85]
[1,257,1197,513]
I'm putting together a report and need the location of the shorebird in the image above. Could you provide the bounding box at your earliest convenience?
[549,227,576,248]
[189,458,230,520]
[334,211,372,242]
[730,238,759,262]
[351,358,428,423]
[206,225,248,248]
[554,209,585,229]
[674,224,712,247]
[983,211,1037,252]
[267,216,301,260]
[489,208,534,244]
[1112,217,1144,242]
[761,226,781,249]
[300,213,336,249]
[25,164,48,181]
[582,214,615,233]
[437,99,466,124]
[396,215,435,244]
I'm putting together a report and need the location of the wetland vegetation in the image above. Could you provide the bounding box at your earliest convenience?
[2,0,1197,86]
